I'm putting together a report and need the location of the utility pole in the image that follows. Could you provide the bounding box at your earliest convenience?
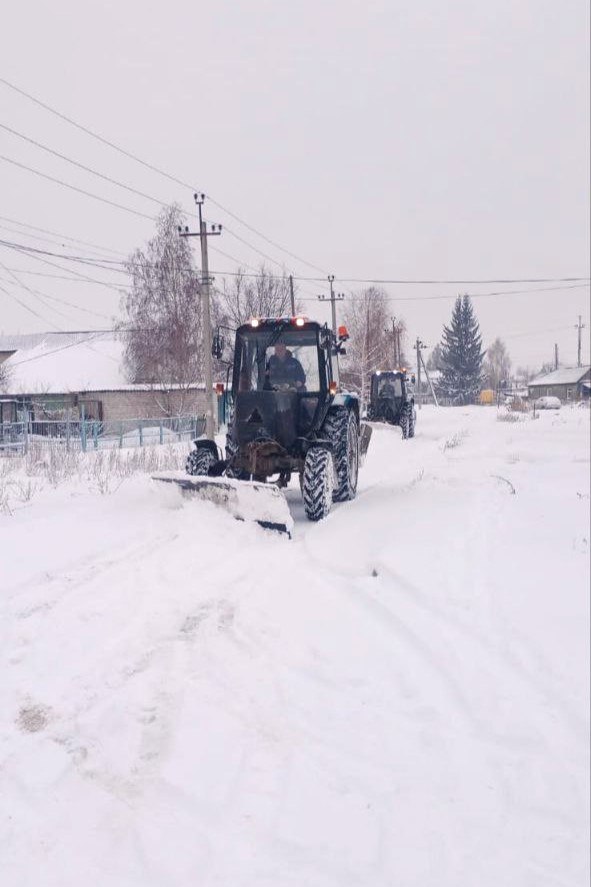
[415,337,426,409]
[385,317,398,367]
[575,315,585,367]
[420,350,439,407]
[554,343,559,370]
[179,193,222,440]
[289,274,296,314]
[317,274,344,335]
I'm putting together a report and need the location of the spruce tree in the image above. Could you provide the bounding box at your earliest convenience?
[439,295,484,404]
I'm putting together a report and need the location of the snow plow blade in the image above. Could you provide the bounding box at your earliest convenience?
[152,472,294,537]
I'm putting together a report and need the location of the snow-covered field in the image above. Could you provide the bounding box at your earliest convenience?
[1,406,589,887]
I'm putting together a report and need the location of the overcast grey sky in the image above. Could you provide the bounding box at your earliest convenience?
[1,0,589,368]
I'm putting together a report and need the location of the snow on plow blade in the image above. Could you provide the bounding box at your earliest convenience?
[152,472,294,537]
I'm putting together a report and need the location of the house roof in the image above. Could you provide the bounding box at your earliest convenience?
[529,366,591,387]
[0,332,128,394]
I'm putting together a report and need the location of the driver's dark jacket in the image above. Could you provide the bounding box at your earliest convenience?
[266,351,306,388]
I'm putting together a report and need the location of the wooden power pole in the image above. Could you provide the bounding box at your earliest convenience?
[576,315,586,367]
[317,274,344,335]
[179,193,222,441]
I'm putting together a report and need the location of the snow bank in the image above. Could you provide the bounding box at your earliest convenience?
[0,406,588,886]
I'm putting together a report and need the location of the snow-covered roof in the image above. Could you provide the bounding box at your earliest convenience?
[529,366,591,387]
[0,332,128,394]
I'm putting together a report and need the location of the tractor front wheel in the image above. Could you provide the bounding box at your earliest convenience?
[185,448,216,476]
[302,447,334,521]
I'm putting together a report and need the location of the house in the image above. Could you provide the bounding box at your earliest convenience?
[528,366,591,403]
[0,331,216,428]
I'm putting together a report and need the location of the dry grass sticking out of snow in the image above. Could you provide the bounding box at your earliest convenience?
[0,442,189,514]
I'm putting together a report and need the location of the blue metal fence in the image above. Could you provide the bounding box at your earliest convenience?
[0,415,205,455]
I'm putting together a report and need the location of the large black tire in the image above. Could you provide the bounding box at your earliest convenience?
[302,447,334,522]
[408,406,416,438]
[322,408,359,502]
[400,407,410,440]
[185,448,216,476]
[224,434,250,480]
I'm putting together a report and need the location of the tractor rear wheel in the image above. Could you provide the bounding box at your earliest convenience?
[186,448,216,476]
[302,447,334,521]
[322,408,359,502]
[408,407,416,438]
[400,407,411,440]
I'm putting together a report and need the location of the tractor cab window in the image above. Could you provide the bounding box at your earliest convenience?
[378,376,403,398]
[235,327,321,393]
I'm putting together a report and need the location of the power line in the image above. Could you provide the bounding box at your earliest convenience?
[0,222,123,259]
[310,282,591,303]
[207,197,327,274]
[0,155,156,222]
[2,267,134,289]
[2,239,589,302]
[0,214,125,257]
[0,242,130,293]
[0,279,60,328]
[0,274,72,321]
[3,240,588,288]
[0,123,174,212]
[0,75,326,275]
[0,239,130,272]
[203,269,591,286]
[0,273,111,320]
[6,331,109,367]
[0,236,258,282]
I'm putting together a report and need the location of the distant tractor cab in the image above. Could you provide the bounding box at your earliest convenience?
[367,370,416,439]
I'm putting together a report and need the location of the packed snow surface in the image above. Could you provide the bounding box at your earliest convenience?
[1,406,589,886]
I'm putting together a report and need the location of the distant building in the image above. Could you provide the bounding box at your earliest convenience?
[528,366,591,403]
[0,331,214,425]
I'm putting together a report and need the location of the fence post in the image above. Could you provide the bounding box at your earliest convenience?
[139,420,143,447]
[80,404,87,452]
[93,421,99,450]
[119,422,123,448]
[66,410,71,452]
[159,421,163,445]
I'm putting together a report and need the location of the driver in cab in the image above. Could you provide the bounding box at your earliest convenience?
[265,343,306,390]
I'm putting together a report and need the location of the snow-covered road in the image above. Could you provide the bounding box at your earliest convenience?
[1,406,589,886]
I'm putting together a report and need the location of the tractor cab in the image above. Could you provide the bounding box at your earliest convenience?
[230,317,337,451]
[367,370,416,438]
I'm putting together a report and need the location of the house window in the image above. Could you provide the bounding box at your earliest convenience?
[566,388,573,400]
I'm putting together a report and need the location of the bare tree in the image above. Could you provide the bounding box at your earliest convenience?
[341,287,394,405]
[484,337,512,390]
[119,205,214,414]
[516,365,535,385]
[218,265,298,328]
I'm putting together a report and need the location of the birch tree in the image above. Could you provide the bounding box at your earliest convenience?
[341,287,394,405]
